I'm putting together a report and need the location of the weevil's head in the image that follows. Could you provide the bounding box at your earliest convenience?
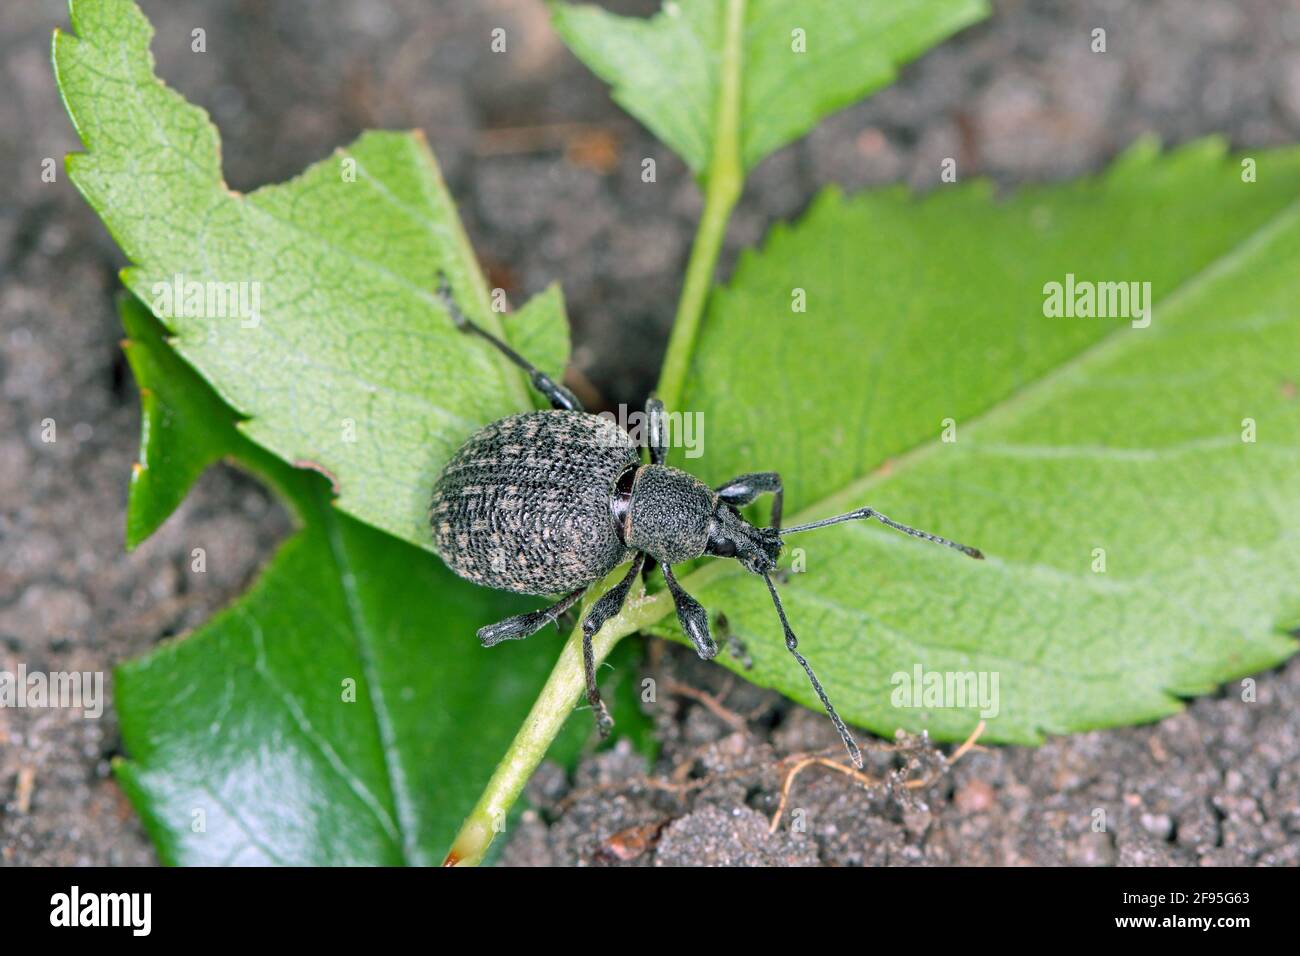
[620,465,782,572]
[704,500,783,574]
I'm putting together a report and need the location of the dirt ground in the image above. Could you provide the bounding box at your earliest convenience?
[2,0,1298,866]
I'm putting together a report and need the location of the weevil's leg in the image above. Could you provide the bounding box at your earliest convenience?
[645,397,668,465]
[436,272,583,412]
[580,552,648,735]
[762,572,862,768]
[661,563,717,660]
[477,587,587,648]
[715,471,784,529]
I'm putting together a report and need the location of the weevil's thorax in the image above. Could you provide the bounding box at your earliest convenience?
[624,465,716,565]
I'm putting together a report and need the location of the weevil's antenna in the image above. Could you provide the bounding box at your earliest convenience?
[779,507,984,560]
[761,572,863,768]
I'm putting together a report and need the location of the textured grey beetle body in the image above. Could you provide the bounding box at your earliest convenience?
[429,410,639,596]
[428,273,984,770]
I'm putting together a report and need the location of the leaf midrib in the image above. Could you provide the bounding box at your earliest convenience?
[316,488,417,865]
[786,192,1300,524]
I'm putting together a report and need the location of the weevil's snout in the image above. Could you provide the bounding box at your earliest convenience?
[706,507,783,574]
[740,526,782,574]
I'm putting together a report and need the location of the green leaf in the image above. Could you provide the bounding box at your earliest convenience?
[654,139,1300,743]
[113,295,624,864]
[553,0,988,175]
[62,0,653,868]
[120,293,256,549]
[116,502,599,865]
[54,0,567,552]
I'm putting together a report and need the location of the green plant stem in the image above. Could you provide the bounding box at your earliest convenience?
[442,553,743,865]
[655,0,746,412]
[445,0,749,867]
[443,579,670,866]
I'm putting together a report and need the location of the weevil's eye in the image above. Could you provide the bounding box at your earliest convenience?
[705,526,737,557]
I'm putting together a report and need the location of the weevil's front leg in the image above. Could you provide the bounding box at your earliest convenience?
[715,471,784,530]
[662,562,716,660]
[477,587,587,648]
[436,273,583,412]
[579,552,648,735]
[645,397,668,465]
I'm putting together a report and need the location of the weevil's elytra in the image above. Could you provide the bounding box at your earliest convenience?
[429,275,984,768]
[431,411,638,595]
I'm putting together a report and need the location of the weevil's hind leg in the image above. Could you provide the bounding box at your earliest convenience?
[580,553,648,736]
[662,563,717,660]
[477,587,587,648]
[645,397,668,465]
[715,471,784,530]
[436,272,583,412]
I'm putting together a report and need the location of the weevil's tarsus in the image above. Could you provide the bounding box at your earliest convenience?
[662,562,717,660]
[436,271,583,412]
[477,586,588,647]
[762,572,863,768]
[780,506,984,560]
[580,552,648,736]
[435,272,473,331]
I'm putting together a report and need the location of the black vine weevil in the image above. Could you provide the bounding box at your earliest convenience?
[428,276,983,766]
